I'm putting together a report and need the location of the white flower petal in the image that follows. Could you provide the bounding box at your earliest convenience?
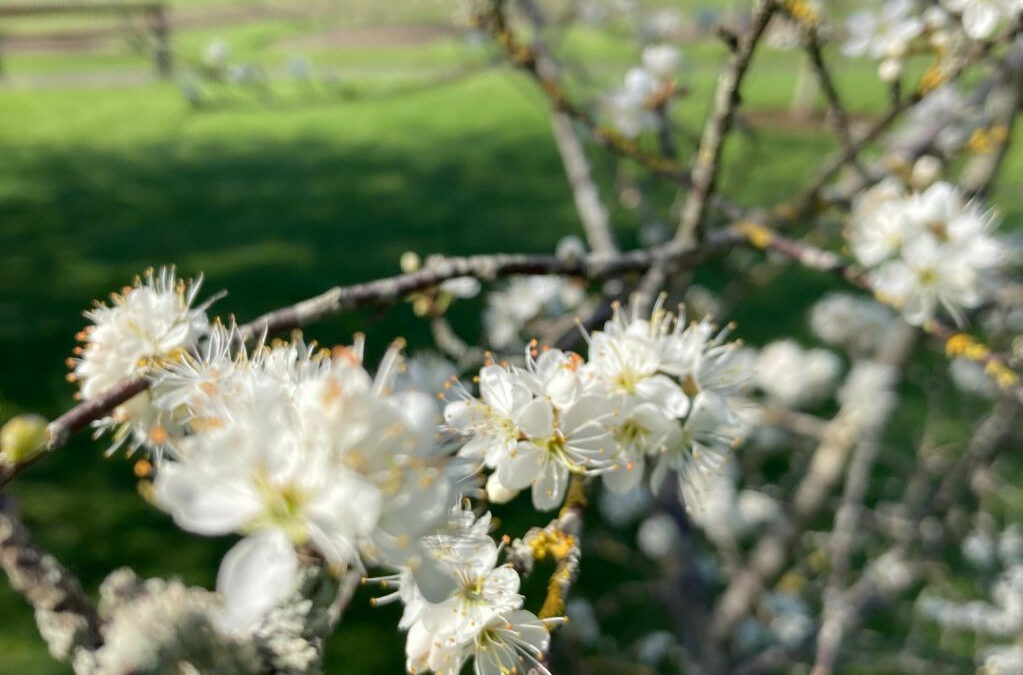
[216,529,299,634]
[153,462,263,536]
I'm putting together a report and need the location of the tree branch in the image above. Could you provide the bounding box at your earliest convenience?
[0,495,103,664]
[0,234,738,489]
[674,0,776,246]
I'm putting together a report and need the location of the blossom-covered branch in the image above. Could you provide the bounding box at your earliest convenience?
[0,236,735,489]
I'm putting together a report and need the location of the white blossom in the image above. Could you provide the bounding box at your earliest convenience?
[607,67,661,138]
[942,0,1023,39]
[483,276,584,349]
[754,340,842,408]
[637,512,681,559]
[152,331,451,631]
[950,357,1002,399]
[848,180,1008,324]
[396,508,554,675]
[810,293,896,355]
[70,267,213,454]
[202,39,231,69]
[641,44,681,80]
[843,1,924,61]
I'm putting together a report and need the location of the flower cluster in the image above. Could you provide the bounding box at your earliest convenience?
[606,44,681,138]
[69,267,214,454]
[919,524,1023,642]
[842,0,925,81]
[68,268,578,675]
[148,326,454,633]
[484,276,585,350]
[847,179,1008,325]
[388,507,553,675]
[754,340,842,409]
[809,292,897,357]
[448,302,747,512]
[841,1,994,82]
[941,0,1022,40]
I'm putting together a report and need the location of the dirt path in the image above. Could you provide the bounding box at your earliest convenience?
[277,24,453,50]
[0,1,336,52]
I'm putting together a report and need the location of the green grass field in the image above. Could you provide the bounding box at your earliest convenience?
[1,2,1022,673]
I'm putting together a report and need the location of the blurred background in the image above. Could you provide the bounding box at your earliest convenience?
[1,0,1021,672]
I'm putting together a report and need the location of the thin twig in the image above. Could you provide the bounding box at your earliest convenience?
[675,0,777,246]
[516,0,618,256]
[811,356,899,674]
[799,21,871,182]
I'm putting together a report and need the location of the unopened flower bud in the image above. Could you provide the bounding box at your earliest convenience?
[555,235,587,262]
[879,58,903,83]
[911,155,942,188]
[637,513,681,559]
[400,251,421,273]
[1,414,48,467]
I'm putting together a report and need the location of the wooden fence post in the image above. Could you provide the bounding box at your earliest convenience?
[151,3,171,79]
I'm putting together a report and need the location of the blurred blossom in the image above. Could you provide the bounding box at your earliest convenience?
[634,630,677,666]
[848,180,1010,325]
[810,292,896,356]
[950,357,1001,400]
[963,528,998,569]
[843,0,923,82]
[555,235,587,262]
[637,513,681,559]
[866,550,915,593]
[891,85,979,157]
[941,0,1022,39]
[483,276,584,349]
[755,340,842,408]
[202,39,231,69]
[641,8,684,41]
[837,361,897,427]
[607,67,660,138]
[765,17,803,50]
[565,599,601,646]
[999,525,1023,565]
[764,592,813,647]
[843,1,923,60]
[735,490,783,532]
[980,645,1023,674]
[599,483,653,527]
[641,44,682,80]
[396,351,459,422]
[439,276,482,298]
[920,528,1023,642]
[911,155,943,188]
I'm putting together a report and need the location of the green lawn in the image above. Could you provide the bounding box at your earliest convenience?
[1,5,1021,673]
